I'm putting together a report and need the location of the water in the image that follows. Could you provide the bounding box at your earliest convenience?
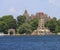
[0,35,60,50]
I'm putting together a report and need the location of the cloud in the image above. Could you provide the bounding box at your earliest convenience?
[49,0,56,4]
[48,0,60,7]
[8,7,16,13]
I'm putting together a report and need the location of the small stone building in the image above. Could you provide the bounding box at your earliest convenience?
[8,29,16,35]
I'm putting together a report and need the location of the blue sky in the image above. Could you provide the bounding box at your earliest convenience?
[0,0,60,19]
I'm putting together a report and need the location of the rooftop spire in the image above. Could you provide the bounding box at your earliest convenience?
[24,10,28,13]
[23,10,29,21]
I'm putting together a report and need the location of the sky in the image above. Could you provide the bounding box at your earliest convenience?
[0,0,60,19]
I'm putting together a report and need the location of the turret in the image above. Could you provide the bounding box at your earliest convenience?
[23,10,29,21]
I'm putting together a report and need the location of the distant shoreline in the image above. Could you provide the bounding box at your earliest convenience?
[0,33,59,36]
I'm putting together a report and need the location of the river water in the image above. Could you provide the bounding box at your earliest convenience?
[0,35,60,50]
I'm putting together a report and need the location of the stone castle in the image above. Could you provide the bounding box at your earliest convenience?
[23,10,50,35]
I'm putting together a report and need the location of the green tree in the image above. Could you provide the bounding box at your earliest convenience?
[45,17,58,33]
[1,15,17,29]
[0,15,17,33]
[29,18,39,30]
[17,23,32,34]
[17,15,26,26]
[17,18,39,34]
[0,21,8,33]
[57,19,60,32]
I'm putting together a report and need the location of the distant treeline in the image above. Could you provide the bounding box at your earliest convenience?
[0,15,39,34]
[0,15,60,34]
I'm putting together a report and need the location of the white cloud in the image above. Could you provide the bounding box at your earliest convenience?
[48,0,60,7]
[49,0,56,4]
[8,7,16,13]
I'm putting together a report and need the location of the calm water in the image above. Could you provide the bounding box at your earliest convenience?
[0,35,60,50]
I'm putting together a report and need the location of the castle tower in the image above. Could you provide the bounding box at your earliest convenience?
[32,12,50,35]
[37,18,45,30]
[23,10,29,21]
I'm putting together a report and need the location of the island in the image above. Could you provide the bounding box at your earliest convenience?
[0,10,60,36]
